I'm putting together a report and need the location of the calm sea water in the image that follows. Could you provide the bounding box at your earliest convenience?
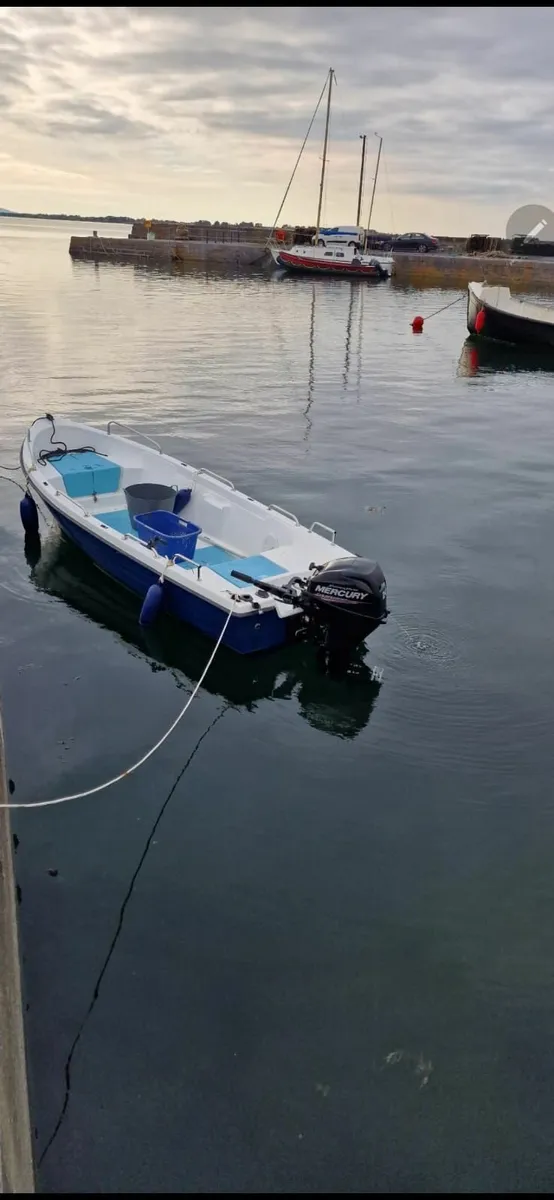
[2,217,554,1193]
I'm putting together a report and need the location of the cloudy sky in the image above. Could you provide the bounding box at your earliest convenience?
[0,5,552,233]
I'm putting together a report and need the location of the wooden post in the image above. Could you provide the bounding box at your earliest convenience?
[0,713,34,1192]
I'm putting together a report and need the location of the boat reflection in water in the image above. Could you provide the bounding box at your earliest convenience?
[28,534,382,742]
[457,336,554,378]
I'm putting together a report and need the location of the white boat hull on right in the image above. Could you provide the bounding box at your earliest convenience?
[467,281,554,348]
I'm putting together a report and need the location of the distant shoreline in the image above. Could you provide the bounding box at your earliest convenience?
[0,211,133,223]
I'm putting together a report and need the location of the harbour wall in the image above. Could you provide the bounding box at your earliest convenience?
[0,717,34,1193]
[69,235,271,268]
[69,234,554,291]
[392,252,554,291]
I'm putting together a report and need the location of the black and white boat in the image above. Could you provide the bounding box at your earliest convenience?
[467,281,554,349]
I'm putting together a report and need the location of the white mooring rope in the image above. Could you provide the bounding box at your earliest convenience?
[1,602,236,810]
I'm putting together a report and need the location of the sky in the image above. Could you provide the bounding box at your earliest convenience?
[0,5,553,234]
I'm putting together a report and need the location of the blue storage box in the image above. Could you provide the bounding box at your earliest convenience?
[134,510,201,560]
[50,451,121,498]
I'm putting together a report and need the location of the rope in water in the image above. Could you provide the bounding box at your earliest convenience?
[1,601,236,810]
[422,295,464,321]
[0,473,26,494]
[0,470,54,526]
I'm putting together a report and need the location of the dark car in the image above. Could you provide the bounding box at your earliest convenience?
[392,232,439,253]
[365,231,394,252]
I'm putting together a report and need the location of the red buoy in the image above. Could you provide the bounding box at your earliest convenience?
[474,308,486,334]
[411,315,424,333]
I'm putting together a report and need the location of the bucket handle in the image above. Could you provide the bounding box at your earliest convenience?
[107,421,162,453]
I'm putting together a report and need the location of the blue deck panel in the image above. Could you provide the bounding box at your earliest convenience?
[176,544,235,570]
[194,545,234,567]
[209,554,285,586]
[51,452,121,498]
[99,508,136,535]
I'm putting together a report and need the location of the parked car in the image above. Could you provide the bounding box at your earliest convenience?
[365,231,394,252]
[313,225,365,247]
[392,232,439,253]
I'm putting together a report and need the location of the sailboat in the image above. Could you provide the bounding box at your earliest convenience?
[270,70,389,281]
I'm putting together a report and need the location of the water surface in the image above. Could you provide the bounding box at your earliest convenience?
[1,218,554,1193]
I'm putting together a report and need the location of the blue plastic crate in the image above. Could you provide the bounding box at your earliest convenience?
[134,510,202,560]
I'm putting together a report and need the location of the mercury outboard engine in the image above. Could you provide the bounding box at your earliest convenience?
[369,257,390,281]
[231,556,388,676]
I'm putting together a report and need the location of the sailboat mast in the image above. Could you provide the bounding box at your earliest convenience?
[367,133,383,232]
[356,134,366,226]
[315,68,334,243]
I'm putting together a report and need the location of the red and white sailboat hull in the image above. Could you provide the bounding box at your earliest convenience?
[272,245,389,280]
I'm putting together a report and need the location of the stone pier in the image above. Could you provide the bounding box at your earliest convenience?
[392,252,554,291]
[69,221,273,269]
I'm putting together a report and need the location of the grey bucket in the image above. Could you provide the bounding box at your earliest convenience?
[124,482,177,525]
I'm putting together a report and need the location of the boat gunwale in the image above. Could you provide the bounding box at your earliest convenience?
[468,280,554,327]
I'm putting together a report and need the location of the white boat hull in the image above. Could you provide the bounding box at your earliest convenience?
[467,281,554,348]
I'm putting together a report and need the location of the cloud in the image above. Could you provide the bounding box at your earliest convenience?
[0,5,552,231]
[37,98,156,140]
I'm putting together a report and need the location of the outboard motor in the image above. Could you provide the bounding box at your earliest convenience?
[303,557,388,671]
[370,257,390,281]
[231,556,388,676]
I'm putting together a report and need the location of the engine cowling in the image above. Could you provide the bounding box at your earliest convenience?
[307,557,387,618]
[303,557,388,665]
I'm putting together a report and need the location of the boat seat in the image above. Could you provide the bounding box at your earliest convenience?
[198,495,231,539]
[119,465,145,489]
[261,532,281,552]
[51,451,121,499]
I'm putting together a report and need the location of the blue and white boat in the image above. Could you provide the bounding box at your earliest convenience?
[21,416,388,664]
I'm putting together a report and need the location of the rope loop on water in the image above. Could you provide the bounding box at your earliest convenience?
[1,601,236,810]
